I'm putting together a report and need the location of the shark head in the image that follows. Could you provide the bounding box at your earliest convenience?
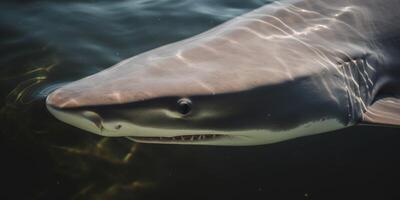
[46,76,346,146]
[45,2,371,145]
[46,36,349,146]
[47,90,289,146]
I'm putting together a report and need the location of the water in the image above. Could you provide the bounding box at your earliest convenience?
[1,0,399,199]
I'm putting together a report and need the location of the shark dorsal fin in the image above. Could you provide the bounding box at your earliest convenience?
[363,96,400,127]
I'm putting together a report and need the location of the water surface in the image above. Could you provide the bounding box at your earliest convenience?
[1,0,400,199]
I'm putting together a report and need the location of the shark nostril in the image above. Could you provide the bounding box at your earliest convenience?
[82,111,104,130]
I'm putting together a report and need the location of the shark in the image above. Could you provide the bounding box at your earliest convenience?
[46,0,400,146]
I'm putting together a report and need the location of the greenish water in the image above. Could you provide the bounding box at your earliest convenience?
[1,0,400,199]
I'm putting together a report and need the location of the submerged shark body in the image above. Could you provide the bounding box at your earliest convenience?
[47,0,400,146]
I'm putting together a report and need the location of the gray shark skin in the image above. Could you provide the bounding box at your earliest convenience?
[46,0,400,146]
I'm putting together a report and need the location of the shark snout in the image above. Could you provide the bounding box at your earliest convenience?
[46,88,106,135]
[46,102,108,136]
[46,88,80,109]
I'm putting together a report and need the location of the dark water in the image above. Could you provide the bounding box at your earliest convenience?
[1,0,400,199]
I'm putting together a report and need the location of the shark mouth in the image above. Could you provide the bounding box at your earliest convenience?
[129,134,228,143]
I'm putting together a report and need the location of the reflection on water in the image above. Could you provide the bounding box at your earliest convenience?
[1,0,400,199]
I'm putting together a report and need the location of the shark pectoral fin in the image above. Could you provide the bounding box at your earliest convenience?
[362,96,400,127]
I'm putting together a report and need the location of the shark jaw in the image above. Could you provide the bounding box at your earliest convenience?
[47,103,345,146]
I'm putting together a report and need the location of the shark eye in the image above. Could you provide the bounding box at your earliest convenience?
[177,98,192,115]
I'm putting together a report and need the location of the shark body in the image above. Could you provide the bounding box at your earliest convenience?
[47,0,400,146]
